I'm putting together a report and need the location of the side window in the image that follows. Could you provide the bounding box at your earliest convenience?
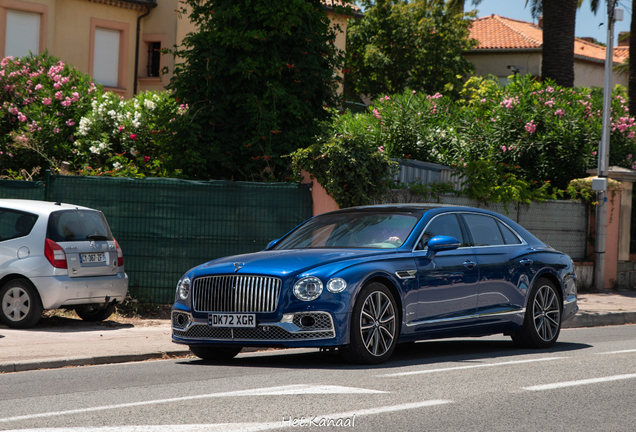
[497,220,522,245]
[416,214,464,250]
[0,209,38,241]
[463,214,504,246]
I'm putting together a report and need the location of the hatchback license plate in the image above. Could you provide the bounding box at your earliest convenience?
[80,253,105,263]
[208,313,256,328]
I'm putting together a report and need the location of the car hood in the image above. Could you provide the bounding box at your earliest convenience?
[191,249,395,279]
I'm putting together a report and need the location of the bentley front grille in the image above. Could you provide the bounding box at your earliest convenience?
[192,275,282,313]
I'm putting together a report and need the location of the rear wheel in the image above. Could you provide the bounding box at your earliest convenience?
[0,279,43,329]
[75,303,116,322]
[512,278,562,348]
[189,346,243,361]
[340,282,398,364]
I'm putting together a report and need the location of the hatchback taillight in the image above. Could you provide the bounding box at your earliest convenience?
[114,239,124,267]
[44,239,67,269]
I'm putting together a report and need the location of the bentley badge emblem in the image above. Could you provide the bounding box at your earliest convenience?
[233,262,244,273]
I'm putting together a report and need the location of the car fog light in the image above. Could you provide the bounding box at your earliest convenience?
[327,277,347,293]
[177,277,190,300]
[293,277,323,301]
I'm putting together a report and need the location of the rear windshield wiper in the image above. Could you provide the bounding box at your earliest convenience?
[87,234,108,241]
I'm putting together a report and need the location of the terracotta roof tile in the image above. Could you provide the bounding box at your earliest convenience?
[469,14,626,64]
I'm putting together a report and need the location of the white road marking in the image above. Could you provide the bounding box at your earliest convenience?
[379,357,567,377]
[597,349,636,355]
[0,385,385,424]
[3,400,453,432]
[524,373,636,391]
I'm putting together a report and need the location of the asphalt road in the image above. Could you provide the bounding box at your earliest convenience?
[0,325,635,432]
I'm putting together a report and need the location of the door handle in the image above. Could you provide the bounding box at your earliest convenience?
[463,260,476,269]
[519,258,533,266]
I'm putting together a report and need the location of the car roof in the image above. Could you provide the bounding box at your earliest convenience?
[0,199,94,216]
[322,204,500,216]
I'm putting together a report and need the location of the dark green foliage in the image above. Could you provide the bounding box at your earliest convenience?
[166,0,346,181]
[344,0,476,101]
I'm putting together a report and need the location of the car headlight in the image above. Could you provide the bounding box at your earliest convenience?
[326,277,347,293]
[177,277,191,300]
[293,277,323,301]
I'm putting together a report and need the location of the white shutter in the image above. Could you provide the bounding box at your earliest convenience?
[5,10,40,58]
[93,28,120,87]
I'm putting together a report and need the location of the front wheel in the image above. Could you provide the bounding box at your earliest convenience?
[340,282,399,365]
[189,346,243,361]
[511,278,562,349]
[0,278,43,329]
[75,303,116,322]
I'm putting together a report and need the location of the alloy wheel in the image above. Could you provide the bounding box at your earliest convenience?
[359,291,396,357]
[532,284,561,342]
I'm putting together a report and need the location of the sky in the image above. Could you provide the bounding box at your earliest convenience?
[468,0,632,44]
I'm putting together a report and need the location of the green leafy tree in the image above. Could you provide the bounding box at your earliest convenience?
[166,0,346,181]
[345,0,476,101]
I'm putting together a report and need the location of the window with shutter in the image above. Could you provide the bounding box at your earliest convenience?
[5,10,40,58]
[93,28,120,87]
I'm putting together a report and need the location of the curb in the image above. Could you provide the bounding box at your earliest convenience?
[562,311,636,329]
[0,350,192,373]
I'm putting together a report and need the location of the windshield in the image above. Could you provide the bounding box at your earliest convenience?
[273,212,420,249]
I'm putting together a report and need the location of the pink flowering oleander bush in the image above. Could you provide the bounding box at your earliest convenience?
[0,52,99,175]
[331,74,636,196]
[74,90,187,177]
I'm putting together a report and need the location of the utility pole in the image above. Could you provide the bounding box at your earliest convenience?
[594,0,622,290]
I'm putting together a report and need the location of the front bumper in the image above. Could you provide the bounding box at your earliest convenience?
[172,310,347,348]
[31,272,129,310]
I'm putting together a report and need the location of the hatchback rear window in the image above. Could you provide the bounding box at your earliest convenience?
[47,210,113,242]
[0,209,38,241]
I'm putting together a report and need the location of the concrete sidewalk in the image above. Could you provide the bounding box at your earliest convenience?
[1,291,635,373]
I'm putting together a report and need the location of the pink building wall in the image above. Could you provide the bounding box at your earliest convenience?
[300,170,339,216]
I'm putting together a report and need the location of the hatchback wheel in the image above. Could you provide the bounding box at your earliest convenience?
[189,346,243,361]
[0,279,43,329]
[512,278,562,348]
[340,282,398,364]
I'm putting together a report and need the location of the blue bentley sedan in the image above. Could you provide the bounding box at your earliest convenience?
[172,205,578,364]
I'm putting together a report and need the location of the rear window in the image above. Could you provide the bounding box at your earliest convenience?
[47,210,113,242]
[0,208,38,241]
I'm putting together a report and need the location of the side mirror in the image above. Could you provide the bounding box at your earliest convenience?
[426,235,460,260]
[266,239,280,250]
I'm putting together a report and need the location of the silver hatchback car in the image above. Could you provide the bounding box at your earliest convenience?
[0,199,128,328]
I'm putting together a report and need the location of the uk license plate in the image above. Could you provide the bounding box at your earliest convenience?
[208,313,256,328]
[80,253,105,263]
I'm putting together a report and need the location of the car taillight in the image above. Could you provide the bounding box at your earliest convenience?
[44,239,67,269]
[114,239,124,267]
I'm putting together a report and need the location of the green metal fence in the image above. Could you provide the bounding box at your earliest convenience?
[1,174,313,303]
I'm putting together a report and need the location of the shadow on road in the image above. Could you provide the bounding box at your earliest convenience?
[176,338,591,371]
[0,316,134,333]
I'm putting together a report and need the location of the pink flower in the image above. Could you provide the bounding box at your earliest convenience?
[65,119,75,126]
[628,154,633,160]
[143,156,150,162]
[53,127,60,134]
[130,133,137,141]
[384,96,390,101]
[525,121,536,134]
[61,77,69,84]
[61,99,71,107]
[592,151,597,156]
[17,112,27,122]
[378,146,384,152]
[54,91,63,100]
[501,146,507,152]
[372,109,381,120]
[71,92,79,102]
[412,90,416,94]
[554,109,565,117]
[34,84,43,91]
[118,126,125,132]
[54,82,61,90]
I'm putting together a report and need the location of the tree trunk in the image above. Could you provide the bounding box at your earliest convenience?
[541,0,578,87]
[629,0,636,114]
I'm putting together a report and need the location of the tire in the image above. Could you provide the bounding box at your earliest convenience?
[511,278,562,349]
[340,282,399,365]
[189,345,243,361]
[0,278,43,329]
[75,303,116,322]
